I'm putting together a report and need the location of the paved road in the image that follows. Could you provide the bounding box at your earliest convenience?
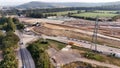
[15,30,36,68]
[20,48,35,68]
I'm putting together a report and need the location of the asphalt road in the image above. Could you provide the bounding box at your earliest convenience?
[15,30,36,68]
[20,48,35,68]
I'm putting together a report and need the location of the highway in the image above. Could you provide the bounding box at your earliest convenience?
[15,30,36,68]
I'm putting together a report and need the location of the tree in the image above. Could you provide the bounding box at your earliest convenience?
[112,15,120,21]
[68,12,71,16]
[6,17,16,32]
[0,48,18,68]
[12,17,19,24]
[77,10,81,14]
[16,23,24,30]
[2,31,19,49]
[0,31,4,49]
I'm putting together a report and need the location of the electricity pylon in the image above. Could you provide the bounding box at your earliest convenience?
[90,16,99,51]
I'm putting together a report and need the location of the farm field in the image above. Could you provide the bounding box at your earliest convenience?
[72,12,118,18]
[93,10,118,13]
[44,10,78,16]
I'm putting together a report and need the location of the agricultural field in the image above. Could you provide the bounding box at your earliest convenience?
[44,10,78,16]
[72,12,118,18]
[93,10,118,13]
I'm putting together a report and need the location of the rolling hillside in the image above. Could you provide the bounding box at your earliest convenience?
[16,1,120,9]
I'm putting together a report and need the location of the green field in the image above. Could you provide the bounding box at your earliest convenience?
[44,10,78,16]
[72,12,118,18]
[44,10,120,18]
[93,10,118,13]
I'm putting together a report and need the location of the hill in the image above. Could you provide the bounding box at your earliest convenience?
[16,1,120,9]
[16,2,59,9]
[99,4,120,10]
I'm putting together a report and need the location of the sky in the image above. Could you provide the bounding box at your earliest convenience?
[0,0,120,6]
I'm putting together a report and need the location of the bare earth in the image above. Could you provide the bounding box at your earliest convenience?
[47,48,120,68]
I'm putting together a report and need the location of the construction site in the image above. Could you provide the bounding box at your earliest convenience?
[18,17,120,47]
[19,17,120,68]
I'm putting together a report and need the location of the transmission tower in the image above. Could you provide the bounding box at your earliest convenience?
[90,16,99,51]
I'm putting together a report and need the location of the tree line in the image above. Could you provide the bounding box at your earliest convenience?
[27,39,54,68]
[0,17,24,31]
[0,31,19,68]
[0,17,24,68]
[26,12,57,18]
[2,5,120,16]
